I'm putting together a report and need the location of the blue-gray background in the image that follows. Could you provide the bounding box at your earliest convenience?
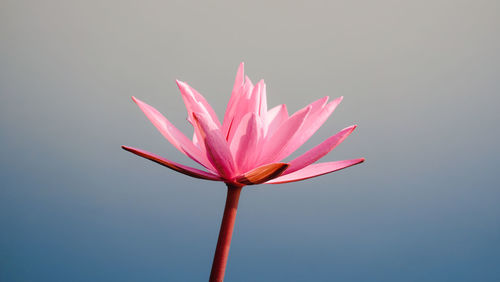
[1,1,499,281]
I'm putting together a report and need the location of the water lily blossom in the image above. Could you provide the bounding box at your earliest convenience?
[122,63,364,281]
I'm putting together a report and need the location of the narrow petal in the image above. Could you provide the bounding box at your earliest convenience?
[244,79,267,120]
[243,76,254,94]
[258,81,267,119]
[193,112,237,179]
[258,105,312,165]
[176,80,221,127]
[176,80,225,160]
[285,125,357,174]
[279,96,343,160]
[226,77,255,143]
[232,62,245,94]
[122,146,221,181]
[223,93,242,141]
[131,96,215,171]
[229,113,264,173]
[248,80,264,116]
[222,63,245,138]
[235,163,289,185]
[266,158,365,184]
[265,104,288,137]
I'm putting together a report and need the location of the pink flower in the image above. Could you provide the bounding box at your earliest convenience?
[123,63,364,281]
[122,63,364,186]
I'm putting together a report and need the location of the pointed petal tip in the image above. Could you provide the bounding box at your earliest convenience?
[121,145,139,153]
[330,96,343,104]
[176,80,193,92]
[131,96,148,107]
[175,79,185,88]
[350,157,366,165]
[131,96,149,108]
[323,96,343,111]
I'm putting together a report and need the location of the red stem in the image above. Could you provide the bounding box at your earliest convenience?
[209,183,243,282]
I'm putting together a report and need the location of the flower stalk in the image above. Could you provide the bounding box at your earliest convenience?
[209,183,243,282]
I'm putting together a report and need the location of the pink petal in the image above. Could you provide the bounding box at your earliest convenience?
[245,79,267,120]
[176,80,221,128]
[265,158,365,184]
[229,113,264,173]
[243,76,254,94]
[265,104,288,137]
[193,112,237,179]
[176,80,221,156]
[192,131,200,148]
[248,80,264,116]
[131,96,215,171]
[232,62,245,94]
[122,146,221,181]
[285,125,357,174]
[235,163,289,185]
[258,81,267,118]
[279,96,343,160]
[226,77,255,143]
[258,105,312,165]
[222,63,245,137]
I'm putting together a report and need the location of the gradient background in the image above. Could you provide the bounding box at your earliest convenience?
[1,1,499,281]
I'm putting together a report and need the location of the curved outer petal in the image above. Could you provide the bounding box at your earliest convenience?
[229,112,264,174]
[122,146,222,181]
[258,105,312,165]
[131,96,215,171]
[235,163,289,185]
[284,125,357,175]
[265,158,365,184]
[193,112,237,179]
[278,96,343,161]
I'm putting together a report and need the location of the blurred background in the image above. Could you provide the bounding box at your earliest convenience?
[1,0,499,281]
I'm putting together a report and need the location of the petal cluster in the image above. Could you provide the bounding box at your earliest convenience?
[123,63,364,185]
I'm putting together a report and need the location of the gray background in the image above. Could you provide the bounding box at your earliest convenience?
[1,0,499,281]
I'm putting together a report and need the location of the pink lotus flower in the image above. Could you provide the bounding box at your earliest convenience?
[122,63,364,281]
